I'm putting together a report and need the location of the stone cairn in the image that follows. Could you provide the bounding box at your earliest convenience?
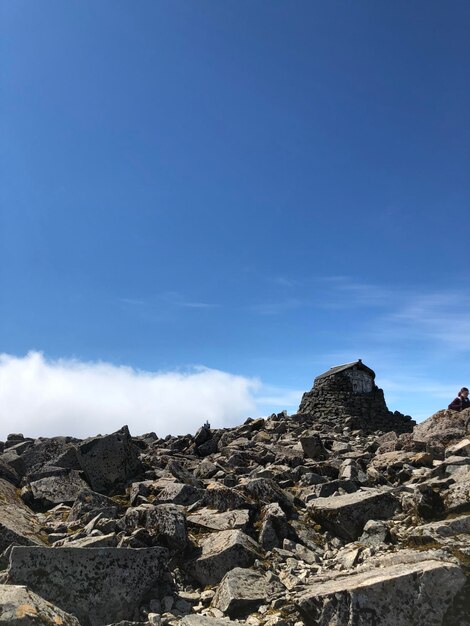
[298,360,415,434]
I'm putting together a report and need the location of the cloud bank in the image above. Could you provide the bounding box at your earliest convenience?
[0,352,270,440]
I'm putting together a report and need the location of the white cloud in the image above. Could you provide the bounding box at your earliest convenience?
[0,352,269,440]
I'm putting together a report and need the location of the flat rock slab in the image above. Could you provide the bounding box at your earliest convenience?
[407,514,470,544]
[181,617,236,626]
[187,508,250,532]
[297,559,466,626]
[0,584,81,625]
[212,567,283,617]
[307,488,399,541]
[0,478,45,553]
[187,530,261,586]
[4,546,168,626]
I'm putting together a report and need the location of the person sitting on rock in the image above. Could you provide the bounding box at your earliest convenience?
[448,387,470,411]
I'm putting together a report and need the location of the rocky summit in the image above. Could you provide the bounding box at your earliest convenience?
[0,361,469,626]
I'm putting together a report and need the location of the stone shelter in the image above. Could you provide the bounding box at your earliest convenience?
[298,360,415,433]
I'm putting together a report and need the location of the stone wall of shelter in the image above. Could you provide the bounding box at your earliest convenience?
[298,371,415,434]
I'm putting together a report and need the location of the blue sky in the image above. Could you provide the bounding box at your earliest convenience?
[1,1,469,437]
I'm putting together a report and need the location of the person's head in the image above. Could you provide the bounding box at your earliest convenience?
[459,387,469,398]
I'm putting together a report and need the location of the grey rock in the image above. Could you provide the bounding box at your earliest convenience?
[129,480,154,506]
[200,485,248,512]
[193,459,219,479]
[0,478,45,553]
[240,478,294,512]
[0,450,24,476]
[187,530,261,586]
[167,461,203,488]
[299,434,328,460]
[194,425,211,447]
[61,532,117,548]
[413,408,470,449]
[4,545,168,626]
[181,617,236,626]
[0,584,81,625]
[212,567,283,617]
[443,478,470,514]
[157,482,202,506]
[307,488,400,541]
[68,488,121,523]
[19,437,78,480]
[407,514,470,544]
[187,507,250,532]
[145,504,188,553]
[297,559,466,626]
[338,459,367,482]
[446,438,470,458]
[359,519,390,547]
[259,502,294,551]
[197,438,219,457]
[314,478,358,498]
[121,503,188,552]
[77,426,141,493]
[29,470,89,508]
[0,458,19,485]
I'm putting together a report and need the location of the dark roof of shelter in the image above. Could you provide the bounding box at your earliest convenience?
[315,360,375,381]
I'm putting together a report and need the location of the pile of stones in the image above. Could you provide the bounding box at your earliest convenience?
[0,405,469,625]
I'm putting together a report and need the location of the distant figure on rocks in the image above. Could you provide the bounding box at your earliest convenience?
[448,387,470,412]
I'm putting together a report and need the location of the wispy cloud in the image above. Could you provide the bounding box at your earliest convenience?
[390,291,470,351]
[119,292,219,311]
[317,276,400,309]
[248,298,303,316]
[320,277,470,353]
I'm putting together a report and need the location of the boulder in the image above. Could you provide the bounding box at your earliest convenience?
[123,503,188,553]
[166,461,204,488]
[77,426,141,493]
[187,507,250,532]
[258,502,294,551]
[0,478,45,553]
[359,519,391,547]
[407,514,470,544]
[200,485,249,512]
[299,433,328,460]
[445,438,470,458]
[297,559,465,626]
[157,482,202,506]
[187,530,261,586]
[29,470,89,508]
[338,459,367,482]
[212,567,283,617]
[0,584,81,625]
[68,488,121,523]
[19,437,78,480]
[0,458,19,485]
[314,479,358,498]
[307,488,400,541]
[239,478,294,512]
[4,545,168,626]
[443,476,470,514]
[413,408,470,449]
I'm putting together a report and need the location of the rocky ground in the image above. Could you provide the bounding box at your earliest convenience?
[0,406,469,626]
